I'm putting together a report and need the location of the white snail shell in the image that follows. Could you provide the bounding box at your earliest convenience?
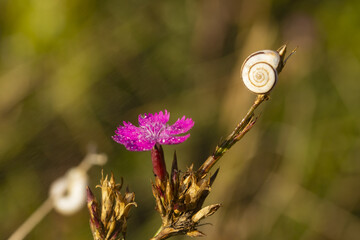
[50,168,88,215]
[241,50,281,94]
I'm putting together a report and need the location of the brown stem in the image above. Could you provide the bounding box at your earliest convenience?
[197,94,268,176]
[150,227,178,240]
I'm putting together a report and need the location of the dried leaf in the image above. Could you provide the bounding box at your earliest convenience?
[192,204,221,223]
[186,230,206,237]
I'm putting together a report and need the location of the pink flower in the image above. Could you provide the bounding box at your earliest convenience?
[112,110,194,151]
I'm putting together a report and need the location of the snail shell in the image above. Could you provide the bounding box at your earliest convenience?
[241,50,281,94]
[50,168,88,215]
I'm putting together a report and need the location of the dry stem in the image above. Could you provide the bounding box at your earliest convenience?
[197,94,269,176]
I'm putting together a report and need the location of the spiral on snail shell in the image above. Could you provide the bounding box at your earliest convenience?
[241,50,282,94]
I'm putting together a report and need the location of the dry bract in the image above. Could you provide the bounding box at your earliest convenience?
[87,172,137,240]
[151,153,220,240]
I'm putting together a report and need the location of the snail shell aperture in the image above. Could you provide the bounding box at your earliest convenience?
[241,50,281,94]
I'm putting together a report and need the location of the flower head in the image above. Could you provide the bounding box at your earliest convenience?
[112,110,194,151]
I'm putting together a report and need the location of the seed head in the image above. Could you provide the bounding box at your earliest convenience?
[87,172,137,240]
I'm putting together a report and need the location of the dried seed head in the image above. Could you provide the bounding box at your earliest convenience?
[87,172,137,240]
[151,164,221,240]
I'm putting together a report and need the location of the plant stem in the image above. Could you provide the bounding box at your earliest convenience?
[151,226,163,240]
[197,94,269,176]
[150,226,177,240]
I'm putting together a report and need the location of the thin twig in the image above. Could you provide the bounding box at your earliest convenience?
[197,94,269,176]
[8,198,53,240]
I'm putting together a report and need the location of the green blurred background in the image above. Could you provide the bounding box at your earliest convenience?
[1,0,360,239]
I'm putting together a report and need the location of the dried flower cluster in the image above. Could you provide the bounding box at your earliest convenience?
[87,173,137,240]
[151,155,220,239]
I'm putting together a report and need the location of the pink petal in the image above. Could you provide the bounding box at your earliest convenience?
[164,116,194,135]
[112,110,193,151]
[138,110,170,127]
[157,134,190,145]
[122,139,155,151]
